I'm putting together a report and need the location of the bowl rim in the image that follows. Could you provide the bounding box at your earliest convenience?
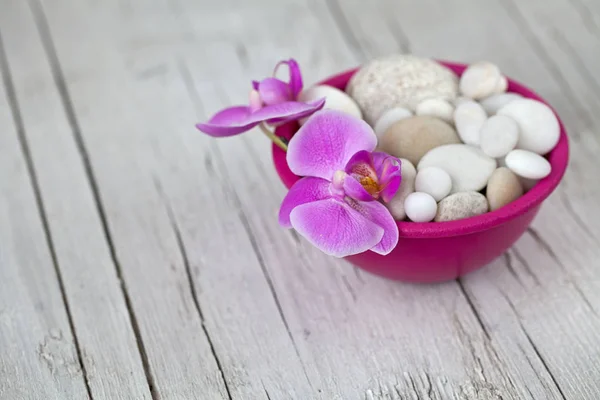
[272,60,569,238]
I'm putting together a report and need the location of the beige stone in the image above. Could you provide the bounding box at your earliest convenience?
[486,167,524,211]
[378,116,460,166]
[435,192,488,222]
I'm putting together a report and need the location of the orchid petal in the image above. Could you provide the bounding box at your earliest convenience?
[348,199,399,255]
[274,59,303,98]
[287,110,378,180]
[372,152,402,202]
[257,99,325,125]
[257,77,292,105]
[278,177,331,228]
[196,99,324,137]
[289,198,384,257]
[195,106,258,137]
[343,174,374,202]
[252,81,260,91]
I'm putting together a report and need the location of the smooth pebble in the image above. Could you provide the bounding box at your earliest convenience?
[386,158,416,220]
[379,116,461,166]
[404,192,438,222]
[298,85,362,124]
[459,61,503,100]
[453,96,472,106]
[373,107,413,138]
[435,192,489,222]
[494,75,508,93]
[497,98,560,155]
[415,98,455,124]
[453,100,487,146]
[415,167,452,202]
[486,167,523,211]
[479,93,522,115]
[347,54,458,124]
[418,144,497,193]
[479,115,519,158]
[505,149,551,179]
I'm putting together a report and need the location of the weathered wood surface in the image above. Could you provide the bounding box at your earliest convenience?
[0,0,599,399]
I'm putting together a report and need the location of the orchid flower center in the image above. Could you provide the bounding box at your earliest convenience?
[350,163,382,198]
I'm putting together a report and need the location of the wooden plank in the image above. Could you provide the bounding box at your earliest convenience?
[176,0,574,398]
[0,28,90,400]
[35,0,316,398]
[0,1,154,399]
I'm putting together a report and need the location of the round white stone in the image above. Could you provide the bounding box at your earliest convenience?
[418,144,497,193]
[404,192,438,223]
[415,98,455,124]
[479,115,519,158]
[479,93,522,115]
[373,107,413,138]
[497,98,560,155]
[453,96,472,107]
[453,100,487,146]
[415,167,452,202]
[385,158,417,220]
[494,75,508,94]
[459,61,503,100]
[505,149,551,179]
[298,85,362,125]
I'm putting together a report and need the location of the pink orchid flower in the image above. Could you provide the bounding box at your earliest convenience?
[278,110,402,257]
[196,59,325,137]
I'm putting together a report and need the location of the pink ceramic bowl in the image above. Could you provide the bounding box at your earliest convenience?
[272,61,569,282]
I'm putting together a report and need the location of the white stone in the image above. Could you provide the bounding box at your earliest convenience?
[347,54,459,125]
[479,93,522,115]
[453,96,472,107]
[386,158,417,220]
[415,167,452,202]
[415,98,455,124]
[453,100,487,146]
[298,85,362,125]
[494,75,508,93]
[479,115,519,158]
[404,192,438,223]
[497,98,560,155]
[459,61,503,100]
[418,144,497,193]
[505,149,551,179]
[373,107,413,138]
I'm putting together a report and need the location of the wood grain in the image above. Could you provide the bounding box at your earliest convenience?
[0,20,90,400]
[0,1,154,399]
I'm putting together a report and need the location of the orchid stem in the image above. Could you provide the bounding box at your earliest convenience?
[259,123,288,151]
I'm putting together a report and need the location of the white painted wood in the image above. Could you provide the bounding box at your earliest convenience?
[32,0,316,398]
[0,2,154,399]
[0,33,90,400]
[1,0,600,399]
